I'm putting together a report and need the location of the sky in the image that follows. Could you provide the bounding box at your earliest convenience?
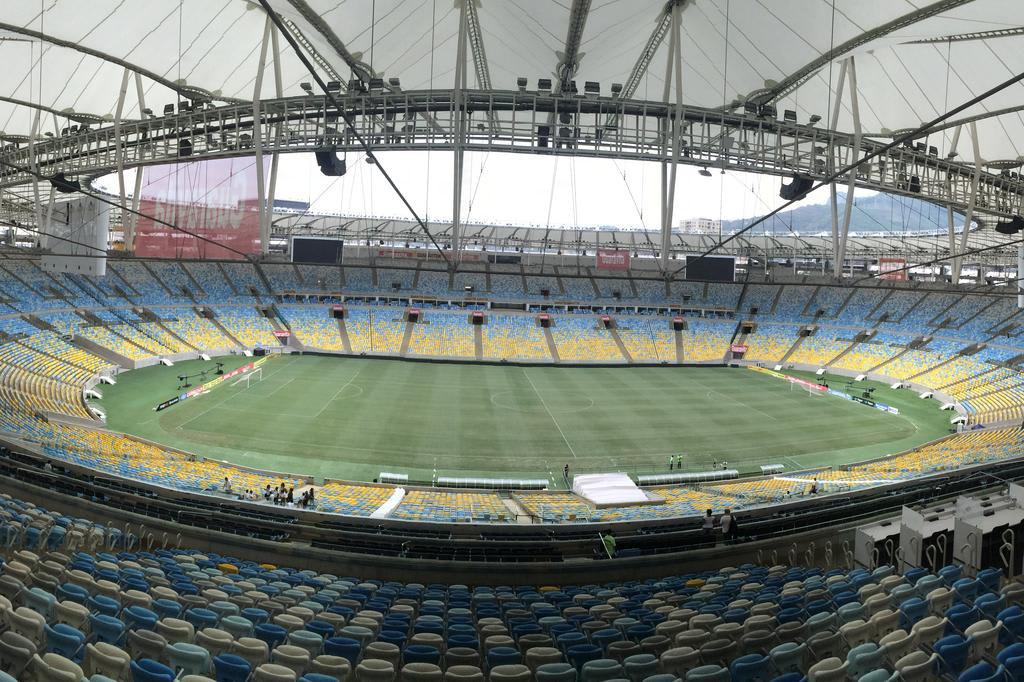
[98,150,859,233]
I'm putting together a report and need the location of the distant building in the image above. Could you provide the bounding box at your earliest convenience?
[675,218,721,235]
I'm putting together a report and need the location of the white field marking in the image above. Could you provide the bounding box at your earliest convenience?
[312,367,364,419]
[521,368,578,459]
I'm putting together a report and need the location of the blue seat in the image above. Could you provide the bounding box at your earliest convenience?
[122,605,158,631]
[958,662,1004,682]
[591,629,621,651]
[212,653,251,682]
[403,644,440,665]
[998,642,1024,680]
[306,620,335,639]
[447,634,478,650]
[730,653,770,682]
[241,607,269,625]
[56,583,89,605]
[974,593,1005,620]
[87,594,120,618]
[945,604,981,634]
[556,631,588,653]
[999,606,1024,645]
[300,675,341,682]
[185,607,220,630]
[44,623,85,662]
[152,599,182,620]
[939,565,963,586]
[487,646,522,668]
[935,634,970,675]
[88,613,126,646]
[899,598,928,630]
[976,568,1002,593]
[254,622,287,649]
[129,658,176,682]
[566,644,602,671]
[324,636,361,665]
[953,578,981,603]
[378,630,408,648]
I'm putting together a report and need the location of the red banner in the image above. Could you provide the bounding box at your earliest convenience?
[273,330,291,338]
[596,249,630,270]
[134,158,268,260]
[879,257,908,281]
[731,344,748,353]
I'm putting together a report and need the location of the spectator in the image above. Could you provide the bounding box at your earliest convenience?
[720,508,733,538]
[600,532,617,559]
[810,478,819,494]
[702,509,715,540]
[223,477,232,494]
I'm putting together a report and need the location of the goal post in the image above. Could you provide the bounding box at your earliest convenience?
[233,367,263,388]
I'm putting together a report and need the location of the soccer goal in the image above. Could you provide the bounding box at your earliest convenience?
[233,367,263,388]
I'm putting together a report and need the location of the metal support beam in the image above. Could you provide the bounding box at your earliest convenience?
[28,111,42,249]
[828,60,848,279]
[463,0,498,134]
[952,122,982,283]
[284,0,375,83]
[835,58,860,279]
[1018,244,1023,308]
[254,17,272,256]
[758,0,976,105]
[265,22,285,256]
[451,0,470,262]
[660,2,683,272]
[113,68,131,247]
[604,7,673,130]
[555,0,592,95]
[946,125,963,277]
[126,73,146,253]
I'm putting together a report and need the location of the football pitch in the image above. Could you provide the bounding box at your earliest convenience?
[100,354,953,487]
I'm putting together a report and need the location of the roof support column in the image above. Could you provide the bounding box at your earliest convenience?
[945,125,963,281]
[659,0,683,272]
[835,57,860,279]
[265,22,285,254]
[253,15,272,256]
[28,111,43,249]
[827,60,848,278]
[952,122,982,284]
[126,73,147,253]
[451,0,470,267]
[113,68,131,250]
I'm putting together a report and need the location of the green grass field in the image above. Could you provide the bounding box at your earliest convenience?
[98,354,953,487]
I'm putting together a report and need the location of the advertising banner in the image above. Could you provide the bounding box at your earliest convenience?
[154,357,268,411]
[879,257,908,281]
[596,249,630,271]
[730,344,748,353]
[273,330,291,338]
[134,157,268,260]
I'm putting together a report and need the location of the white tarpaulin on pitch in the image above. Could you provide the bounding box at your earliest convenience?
[573,473,648,507]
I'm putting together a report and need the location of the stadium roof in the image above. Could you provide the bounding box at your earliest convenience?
[0,0,1021,166]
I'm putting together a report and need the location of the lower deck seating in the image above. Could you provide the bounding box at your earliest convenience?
[551,318,622,362]
[480,315,549,361]
[407,312,475,358]
[0,490,1020,682]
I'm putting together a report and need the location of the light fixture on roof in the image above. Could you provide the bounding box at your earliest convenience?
[808,114,821,125]
[995,215,1024,235]
[698,168,712,177]
[516,77,528,92]
[300,82,313,94]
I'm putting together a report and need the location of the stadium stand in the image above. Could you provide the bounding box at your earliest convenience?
[212,307,280,348]
[616,317,676,362]
[0,485,1021,681]
[480,315,549,361]
[786,328,855,367]
[280,306,346,351]
[407,312,475,358]
[551,318,622,362]
[682,319,733,363]
[158,308,238,350]
[741,324,799,364]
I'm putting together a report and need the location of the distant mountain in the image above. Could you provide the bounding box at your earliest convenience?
[721,192,951,235]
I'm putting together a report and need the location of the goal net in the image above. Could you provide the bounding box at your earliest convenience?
[233,367,263,388]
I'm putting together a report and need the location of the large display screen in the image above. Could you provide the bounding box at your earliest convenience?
[292,237,344,264]
[684,255,735,282]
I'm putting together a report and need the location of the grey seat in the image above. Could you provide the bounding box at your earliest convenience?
[443,665,485,682]
[401,662,443,682]
[488,664,531,682]
[534,663,577,682]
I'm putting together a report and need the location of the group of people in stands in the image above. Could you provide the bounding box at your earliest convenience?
[259,482,316,508]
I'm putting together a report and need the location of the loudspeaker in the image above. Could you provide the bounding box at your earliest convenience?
[779,174,814,201]
[539,316,551,328]
[315,148,348,176]
[407,310,420,323]
[254,348,267,357]
[540,288,550,297]
[537,125,550,148]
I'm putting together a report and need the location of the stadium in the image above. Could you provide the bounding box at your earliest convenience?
[0,0,1024,680]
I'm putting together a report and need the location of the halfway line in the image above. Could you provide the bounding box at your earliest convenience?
[522,368,577,459]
